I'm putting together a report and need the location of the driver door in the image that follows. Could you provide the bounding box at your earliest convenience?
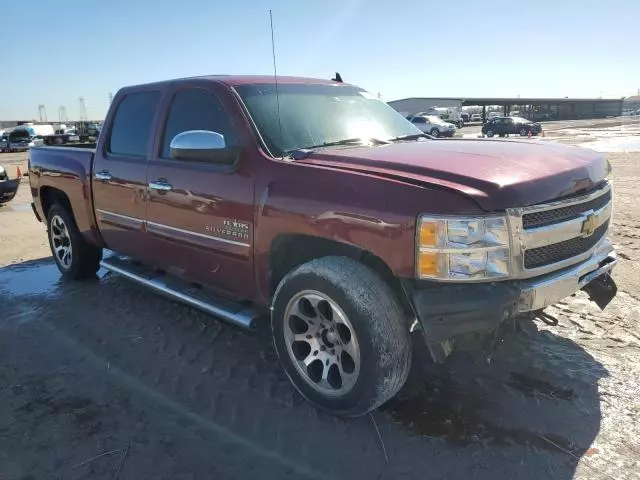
[144,81,256,299]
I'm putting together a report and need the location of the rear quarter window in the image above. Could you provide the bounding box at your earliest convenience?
[108,91,160,157]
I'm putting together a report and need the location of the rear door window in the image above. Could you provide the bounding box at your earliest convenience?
[160,89,237,159]
[108,91,160,157]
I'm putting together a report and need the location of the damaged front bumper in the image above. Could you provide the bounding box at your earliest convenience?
[405,239,618,359]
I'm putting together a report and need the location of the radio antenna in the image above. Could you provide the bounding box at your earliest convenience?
[269,10,285,158]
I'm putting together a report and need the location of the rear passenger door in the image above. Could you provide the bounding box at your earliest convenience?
[92,89,161,260]
[144,82,255,299]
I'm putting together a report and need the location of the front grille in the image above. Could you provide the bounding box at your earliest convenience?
[522,189,611,229]
[524,220,609,269]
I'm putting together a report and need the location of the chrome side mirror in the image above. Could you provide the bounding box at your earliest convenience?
[170,130,227,162]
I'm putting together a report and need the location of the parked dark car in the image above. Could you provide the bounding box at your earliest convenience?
[482,117,543,138]
[0,165,20,204]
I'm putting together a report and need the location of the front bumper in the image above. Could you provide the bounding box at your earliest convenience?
[0,178,20,203]
[406,238,617,344]
[440,130,456,137]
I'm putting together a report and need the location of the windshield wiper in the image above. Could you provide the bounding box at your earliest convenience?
[295,137,390,151]
[286,137,390,159]
[389,133,432,142]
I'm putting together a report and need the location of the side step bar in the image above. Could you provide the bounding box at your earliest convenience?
[100,256,260,329]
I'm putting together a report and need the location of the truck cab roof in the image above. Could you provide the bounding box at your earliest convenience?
[125,75,346,91]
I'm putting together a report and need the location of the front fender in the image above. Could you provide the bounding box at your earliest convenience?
[253,161,483,302]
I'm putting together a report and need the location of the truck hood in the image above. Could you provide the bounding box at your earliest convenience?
[299,139,608,211]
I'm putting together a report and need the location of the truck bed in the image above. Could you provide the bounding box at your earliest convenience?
[29,145,97,234]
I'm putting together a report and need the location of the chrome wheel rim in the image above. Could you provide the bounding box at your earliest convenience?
[283,290,361,397]
[51,214,72,269]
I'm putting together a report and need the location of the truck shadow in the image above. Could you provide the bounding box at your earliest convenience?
[381,321,608,478]
[0,258,609,479]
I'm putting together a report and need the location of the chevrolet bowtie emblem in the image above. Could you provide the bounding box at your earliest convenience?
[581,213,599,237]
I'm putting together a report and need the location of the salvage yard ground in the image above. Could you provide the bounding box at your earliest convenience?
[1,118,640,479]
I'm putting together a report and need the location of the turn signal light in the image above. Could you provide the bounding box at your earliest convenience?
[418,252,439,277]
[419,221,438,247]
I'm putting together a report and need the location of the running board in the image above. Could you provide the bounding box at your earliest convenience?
[100,256,260,329]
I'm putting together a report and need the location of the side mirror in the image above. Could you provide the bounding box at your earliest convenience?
[170,130,231,162]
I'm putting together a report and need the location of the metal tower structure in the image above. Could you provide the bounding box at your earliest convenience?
[58,106,68,123]
[38,104,47,122]
[79,97,88,121]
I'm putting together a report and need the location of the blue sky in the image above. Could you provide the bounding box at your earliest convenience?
[1,0,637,120]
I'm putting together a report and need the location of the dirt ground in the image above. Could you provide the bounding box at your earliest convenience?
[1,124,640,479]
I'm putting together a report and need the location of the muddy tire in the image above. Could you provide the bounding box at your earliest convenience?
[271,256,411,417]
[47,204,102,279]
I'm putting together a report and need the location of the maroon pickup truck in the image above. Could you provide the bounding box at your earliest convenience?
[28,75,617,417]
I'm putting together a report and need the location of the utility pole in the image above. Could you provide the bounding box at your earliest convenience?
[38,104,47,122]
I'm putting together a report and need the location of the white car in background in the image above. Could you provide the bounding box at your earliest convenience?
[471,113,482,122]
[408,115,457,137]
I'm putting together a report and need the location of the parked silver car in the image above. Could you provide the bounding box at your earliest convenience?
[408,115,457,137]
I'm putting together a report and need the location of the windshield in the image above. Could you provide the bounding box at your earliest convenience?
[235,83,421,155]
[9,129,30,140]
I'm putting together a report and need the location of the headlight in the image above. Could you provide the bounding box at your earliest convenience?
[417,215,510,281]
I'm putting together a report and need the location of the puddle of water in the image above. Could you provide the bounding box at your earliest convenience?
[0,202,31,213]
[382,373,583,454]
[9,203,32,212]
[0,258,113,298]
[0,259,64,297]
[0,202,32,213]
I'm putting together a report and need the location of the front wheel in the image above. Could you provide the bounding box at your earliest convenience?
[430,128,440,137]
[47,204,102,279]
[520,128,528,136]
[485,129,494,137]
[271,257,412,417]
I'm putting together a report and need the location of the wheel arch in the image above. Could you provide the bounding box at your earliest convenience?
[40,186,72,220]
[268,234,414,319]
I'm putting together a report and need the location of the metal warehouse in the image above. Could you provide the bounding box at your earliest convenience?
[388,97,624,121]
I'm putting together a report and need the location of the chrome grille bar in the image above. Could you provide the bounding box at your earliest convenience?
[506,182,612,279]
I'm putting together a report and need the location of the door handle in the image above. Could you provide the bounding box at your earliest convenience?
[148,180,173,192]
[94,171,112,181]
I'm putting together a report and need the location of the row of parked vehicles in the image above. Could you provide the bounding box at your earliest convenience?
[0,122,102,153]
[406,112,543,138]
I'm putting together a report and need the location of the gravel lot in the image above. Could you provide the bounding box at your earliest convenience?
[1,122,639,479]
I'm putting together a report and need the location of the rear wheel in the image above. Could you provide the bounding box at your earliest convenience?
[271,256,412,417]
[47,204,102,279]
